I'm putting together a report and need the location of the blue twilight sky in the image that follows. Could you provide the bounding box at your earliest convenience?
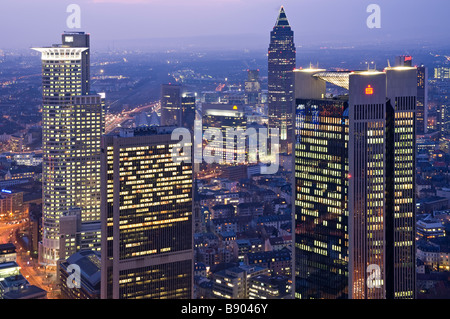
[0,0,449,51]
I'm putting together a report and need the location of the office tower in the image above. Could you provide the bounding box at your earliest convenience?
[294,66,417,299]
[383,66,417,299]
[161,83,182,127]
[395,56,428,135]
[32,32,104,266]
[101,126,193,299]
[294,69,349,299]
[416,66,428,135]
[437,104,450,135]
[181,94,196,131]
[268,6,296,154]
[202,103,247,165]
[245,69,261,106]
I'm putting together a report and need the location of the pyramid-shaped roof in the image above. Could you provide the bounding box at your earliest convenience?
[275,6,290,27]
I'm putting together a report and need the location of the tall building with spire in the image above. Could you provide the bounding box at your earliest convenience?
[33,32,104,265]
[268,6,296,154]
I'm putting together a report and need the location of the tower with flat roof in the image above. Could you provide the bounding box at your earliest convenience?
[294,66,417,299]
[32,32,104,266]
[100,126,193,299]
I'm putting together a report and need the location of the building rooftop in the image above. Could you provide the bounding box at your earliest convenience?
[61,250,101,288]
[0,243,16,255]
[108,125,178,138]
[3,284,47,299]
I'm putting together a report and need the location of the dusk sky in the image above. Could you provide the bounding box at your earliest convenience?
[1,0,449,51]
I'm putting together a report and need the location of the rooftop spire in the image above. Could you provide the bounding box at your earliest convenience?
[275,6,290,27]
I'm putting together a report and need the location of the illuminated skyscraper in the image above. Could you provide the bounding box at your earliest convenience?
[395,56,428,135]
[268,6,296,154]
[383,66,417,299]
[294,66,417,299]
[294,69,349,299]
[100,126,193,299]
[202,103,247,165]
[416,65,428,135]
[33,32,104,265]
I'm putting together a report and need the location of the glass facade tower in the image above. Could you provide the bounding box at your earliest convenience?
[294,67,417,299]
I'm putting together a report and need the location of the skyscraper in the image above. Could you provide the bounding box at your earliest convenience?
[294,66,417,299]
[202,103,247,165]
[181,94,196,132]
[384,66,417,299]
[100,126,193,299]
[268,6,296,154]
[395,56,428,135]
[161,83,182,127]
[416,65,428,135]
[294,68,349,299]
[245,69,261,106]
[32,32,104,265]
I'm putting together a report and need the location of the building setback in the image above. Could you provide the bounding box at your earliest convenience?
[32,32,104,266]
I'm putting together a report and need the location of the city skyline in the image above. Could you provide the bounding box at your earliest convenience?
[1,1,450,51]
[0,0,449,304]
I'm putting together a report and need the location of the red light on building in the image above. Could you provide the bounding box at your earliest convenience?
[365,85,374,95]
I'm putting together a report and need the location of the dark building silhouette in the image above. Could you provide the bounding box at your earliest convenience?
[160,83,182,127]
[181,95,196,131]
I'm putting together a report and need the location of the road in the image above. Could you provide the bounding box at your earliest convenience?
[105,101,160,133]
[0,220,58,298]
[0,220,25,245]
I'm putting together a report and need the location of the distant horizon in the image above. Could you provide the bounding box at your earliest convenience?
[4,32,450,54]
[1,0,450,51]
